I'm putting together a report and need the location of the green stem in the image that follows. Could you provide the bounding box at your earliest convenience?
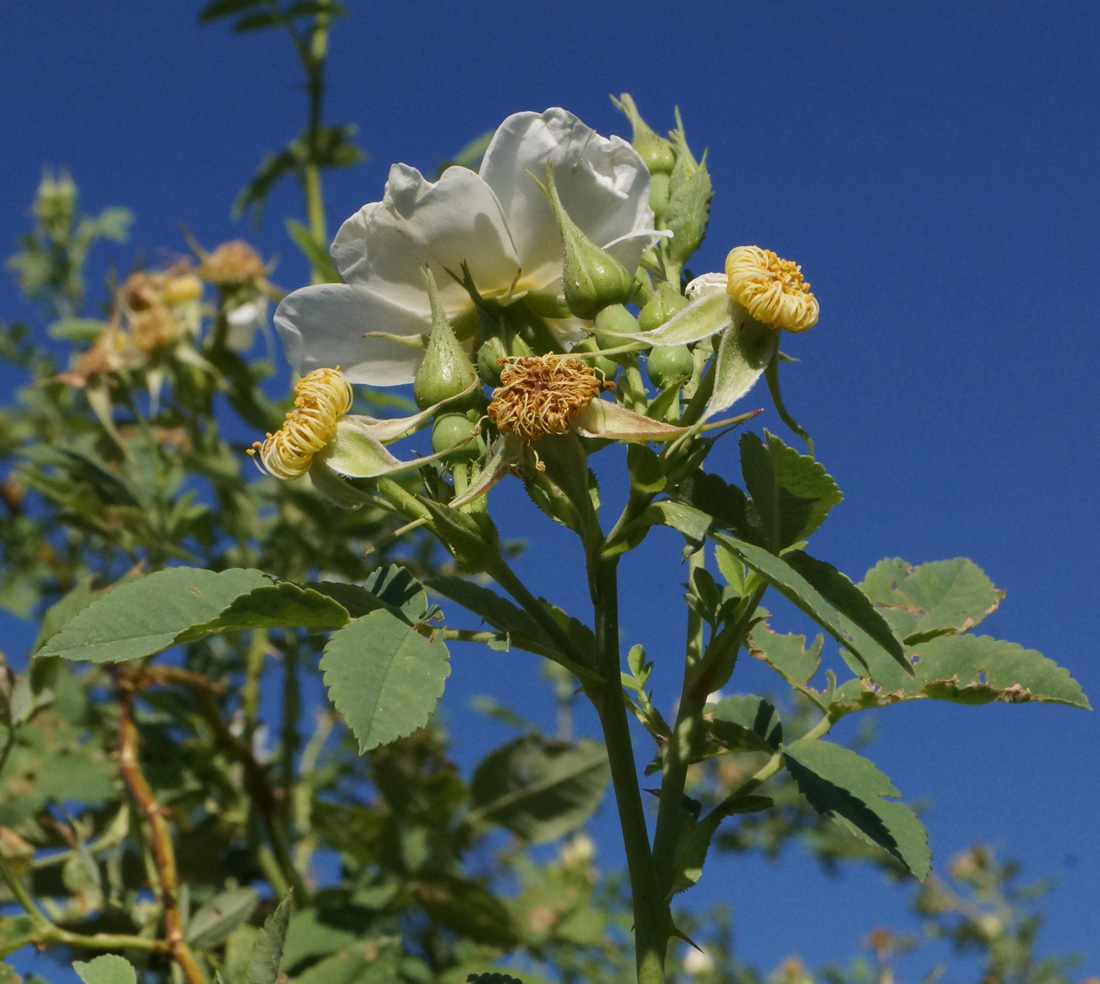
[587,556,667,984]
[764,353,813,457]
[281,636,300,833]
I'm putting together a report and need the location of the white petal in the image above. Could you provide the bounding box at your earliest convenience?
[480,108,660,286]
[275,282,426,386]
[331,164,522,310]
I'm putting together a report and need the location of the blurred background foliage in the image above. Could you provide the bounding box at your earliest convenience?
[0,3,1091,984]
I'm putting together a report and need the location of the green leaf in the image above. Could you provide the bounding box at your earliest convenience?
[310,566,429,626]
[321,609,450,753]
[664,793,773,897]
[605,499,712,556]
[249,893,294,984]
[198,0,266,22]
[673,470,751,538]
[73,956,138,984]
[232,10,283,31]
[861,557,1004,643]
[0,915,39,958]
[783,739,930,878]
[32,574,98,654]
[705,317,777,417]
[782,550,908,676]
[188,887,259,949]
[748,624,822,687]
[286,219,341,283]
[286,1,349,18]
[466,975,526,984]
[179,581,350,641]
[833,634,1090,711]
[290,936,400,984]
[36,568,272,663]
[739,431,842,551]
[428,576,556,656]
[413,874,519,948]
[708,695,782,751]
[469,736,610,843]
[714,535,909,678]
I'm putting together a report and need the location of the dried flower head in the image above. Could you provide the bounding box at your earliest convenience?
[200,240,267,286]
[725,245,819,333]
[250,367,353,479]
[488,356,604,443]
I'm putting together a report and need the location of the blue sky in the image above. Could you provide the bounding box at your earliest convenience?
[3,0,1099,977]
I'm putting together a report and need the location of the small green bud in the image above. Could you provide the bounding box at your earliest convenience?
[537,164,635,320]
[593,303,641,342]
[646,344,695,389]
[665,111,713,265]
[638,283,689,333]
[431,413,481,462]
[570,336,618,381]
[613,93,677,175]
[648,172,670,219]
[413,266,479,410]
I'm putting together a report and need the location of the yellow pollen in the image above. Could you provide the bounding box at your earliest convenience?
[249,368,353,479]
[725,245,819,333]
[487,356,604,443]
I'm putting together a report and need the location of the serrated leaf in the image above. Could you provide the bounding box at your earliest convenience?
[748,624,823,687]
[321,610,450,753]
[179,582,349,641]
[911,635,1089,708]
[783,739,930,878]
[188,887,259,949]
[248,893,294,984]
[783,550,907,676]
[73,956,137,984]
[469,736,610,843]
[715,535,909,678]
[674,470,752,537]
[708,695,782,751]
[413,874,519,948]
[739,431,842,550]
[36,568,272,663]
[861,558,1004,643]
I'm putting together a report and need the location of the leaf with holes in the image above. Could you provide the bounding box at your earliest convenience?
[861,558,1004,643]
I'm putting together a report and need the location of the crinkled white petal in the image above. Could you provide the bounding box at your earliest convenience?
[480,108,662,285]
[331,164,521,311]
[275,282,426,386]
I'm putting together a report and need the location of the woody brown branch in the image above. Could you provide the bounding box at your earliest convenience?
[116,679,209,984]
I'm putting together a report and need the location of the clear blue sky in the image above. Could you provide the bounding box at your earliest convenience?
[3,0,1098,977]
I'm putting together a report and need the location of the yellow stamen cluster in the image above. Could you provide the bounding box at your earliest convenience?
[250,368,353,479]
[725,245,819,333]
[488,356,603,443]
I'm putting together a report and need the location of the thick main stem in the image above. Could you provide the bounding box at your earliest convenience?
[588,557,668,984]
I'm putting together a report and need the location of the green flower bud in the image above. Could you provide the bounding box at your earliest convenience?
[648,172,670,219]
[537,164,635,320]
[613,93,676,175]
[638,282,689,333]
[647,344,695,389]
[593,303,641,342]
[413,266,480,410]
[570,336,618,381]
[431,413,481,462]
[665,112,713,265]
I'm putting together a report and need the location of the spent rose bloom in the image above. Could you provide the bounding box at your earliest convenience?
[275,108,664,385]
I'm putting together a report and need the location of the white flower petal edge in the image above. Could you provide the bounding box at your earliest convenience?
[276,283,427,385]
[275,108,664,387]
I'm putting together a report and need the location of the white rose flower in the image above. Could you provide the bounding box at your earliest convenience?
[275,108,665,385]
